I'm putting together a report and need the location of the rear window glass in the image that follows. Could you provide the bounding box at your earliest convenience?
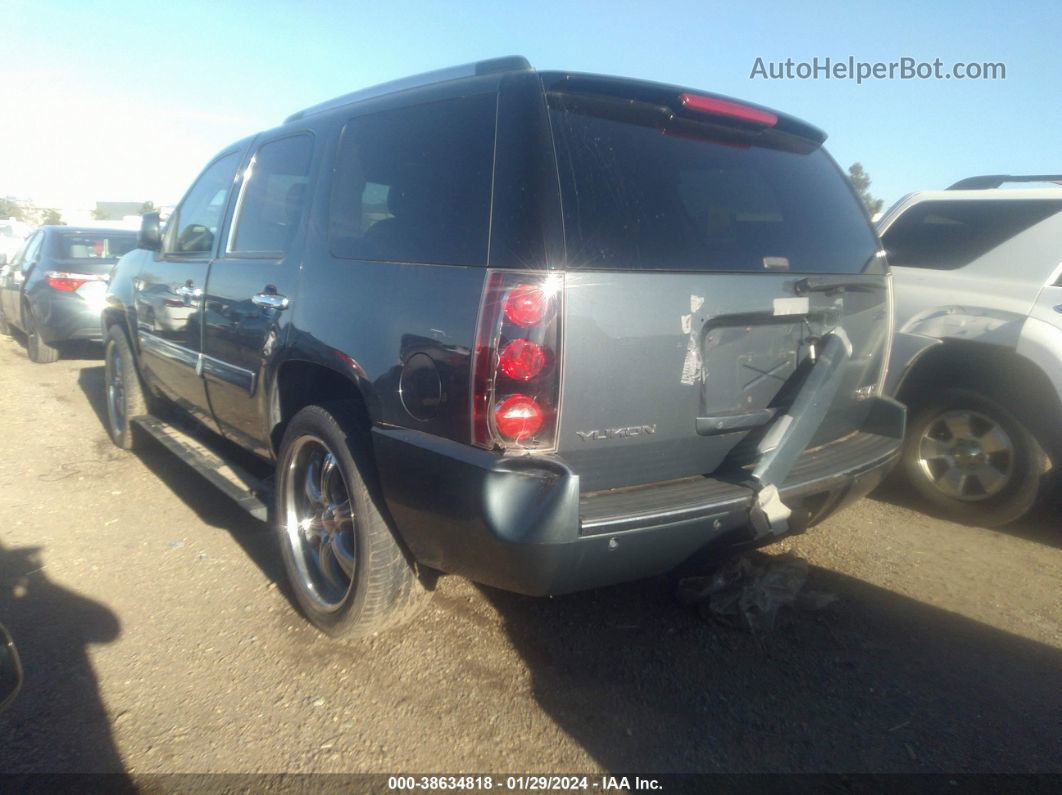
[882,199,1062,270]
[57,232,137,260]
[329,93,496,266]
[548,95,877,273]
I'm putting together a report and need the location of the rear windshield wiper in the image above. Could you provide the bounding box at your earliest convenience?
[793,276,883,295]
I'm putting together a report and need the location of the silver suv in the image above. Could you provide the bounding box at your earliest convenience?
[880,175,1062,526]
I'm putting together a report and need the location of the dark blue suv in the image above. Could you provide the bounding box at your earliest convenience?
[102,57,905,637]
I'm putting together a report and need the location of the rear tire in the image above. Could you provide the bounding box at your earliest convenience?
[900,388,1045,527]
[104,325,148,450]
[275,403,430,638]
[25,306,59,364]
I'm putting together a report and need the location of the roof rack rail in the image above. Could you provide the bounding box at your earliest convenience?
[948,174,1062,190]
[284,56,532,123]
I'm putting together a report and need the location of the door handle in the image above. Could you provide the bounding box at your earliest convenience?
[252,293,289,310]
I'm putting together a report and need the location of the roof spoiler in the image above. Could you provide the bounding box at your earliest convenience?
[948,174,1062,190]
[284,56,532,123]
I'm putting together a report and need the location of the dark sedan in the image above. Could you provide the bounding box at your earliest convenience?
[0,226,137,362]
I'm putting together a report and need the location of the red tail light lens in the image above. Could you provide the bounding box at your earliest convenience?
[498,339,547,382]
[504,283,549,327]
[494,394,544,441]
[45,272,103,292]
[472,271,563,451]
[679,92,778,127]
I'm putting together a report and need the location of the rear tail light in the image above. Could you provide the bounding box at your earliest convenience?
[494,394,544,441]
[472,271,563,451]
[45,271,107,292]
[498,339,547,382]
[504,284,550,327]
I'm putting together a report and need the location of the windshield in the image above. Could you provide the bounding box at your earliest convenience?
[56,232,137,260]
[548,94,878,273]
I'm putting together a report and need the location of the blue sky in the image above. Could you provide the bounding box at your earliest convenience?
[1,0,1059,210]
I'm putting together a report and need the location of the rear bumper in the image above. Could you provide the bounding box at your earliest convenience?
[28,291,104,343]
[373,397,905,596]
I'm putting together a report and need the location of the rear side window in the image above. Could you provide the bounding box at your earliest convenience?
[165,151,241,255]
[548,94,877,273]
[329,93,496,265]
[57,232,137,260]
[882,199,1062,270]
[229,134,314,256]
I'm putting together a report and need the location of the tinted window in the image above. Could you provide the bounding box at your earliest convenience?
[166,152,241,255]
[548,94,877,272]
[230,134,314,255]
[56,232,137,260]
[329,94,496,265]
[882,199,1062,270]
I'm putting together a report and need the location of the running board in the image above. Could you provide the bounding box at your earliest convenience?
[131,416,272,522]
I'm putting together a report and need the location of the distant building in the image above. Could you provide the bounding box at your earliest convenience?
[94,201,144,221]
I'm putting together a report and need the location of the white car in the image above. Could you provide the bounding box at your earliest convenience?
[0,220,32,266]
[880,174,1062,526]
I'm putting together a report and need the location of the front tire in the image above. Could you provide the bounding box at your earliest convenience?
[275,403,429,638]
[104,325,148,450]
[900,388,1045,527]
[25,306,60,364]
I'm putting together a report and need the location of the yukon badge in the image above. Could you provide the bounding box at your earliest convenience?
[576,425,657,441]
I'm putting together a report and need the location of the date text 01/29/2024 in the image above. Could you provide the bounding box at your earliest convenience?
[387,775,663,791]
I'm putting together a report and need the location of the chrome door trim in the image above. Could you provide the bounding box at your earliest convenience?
[139,331,199,369]
[139,331,256,395]
[200,352,256,395]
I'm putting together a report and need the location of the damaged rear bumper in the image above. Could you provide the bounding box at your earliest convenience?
[372,397,904,596]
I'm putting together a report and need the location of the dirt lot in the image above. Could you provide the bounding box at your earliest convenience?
[0,333,1059,776]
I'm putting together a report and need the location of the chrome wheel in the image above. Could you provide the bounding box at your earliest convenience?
[917,409,1014,501]
[282,436,357,611]
[106,343,126,438]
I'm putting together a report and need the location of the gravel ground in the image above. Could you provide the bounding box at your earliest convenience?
[0,333,1059,776]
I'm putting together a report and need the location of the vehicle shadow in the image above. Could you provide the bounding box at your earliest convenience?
[76,366,298,612]
[478,558,1062,773]
[871,476,1062,551]
[5,329,103,362]
[0,542,133,781]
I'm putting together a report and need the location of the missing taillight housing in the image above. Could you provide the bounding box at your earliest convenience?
[472,270,563,451]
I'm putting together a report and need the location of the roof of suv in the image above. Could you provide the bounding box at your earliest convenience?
[284,56,531,122]
[282,55,825,144]
[879,180,1062,231]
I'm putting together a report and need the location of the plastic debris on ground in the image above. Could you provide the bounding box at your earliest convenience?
[677,553,838,633]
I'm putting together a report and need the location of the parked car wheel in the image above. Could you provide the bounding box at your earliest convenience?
[104,325,148,450]
[901,388,1045,527]
[24,305,59,364]
[275,403,429,637]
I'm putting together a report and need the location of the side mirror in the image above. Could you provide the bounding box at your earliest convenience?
[0,624,22,713]
[138,211,162,252]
